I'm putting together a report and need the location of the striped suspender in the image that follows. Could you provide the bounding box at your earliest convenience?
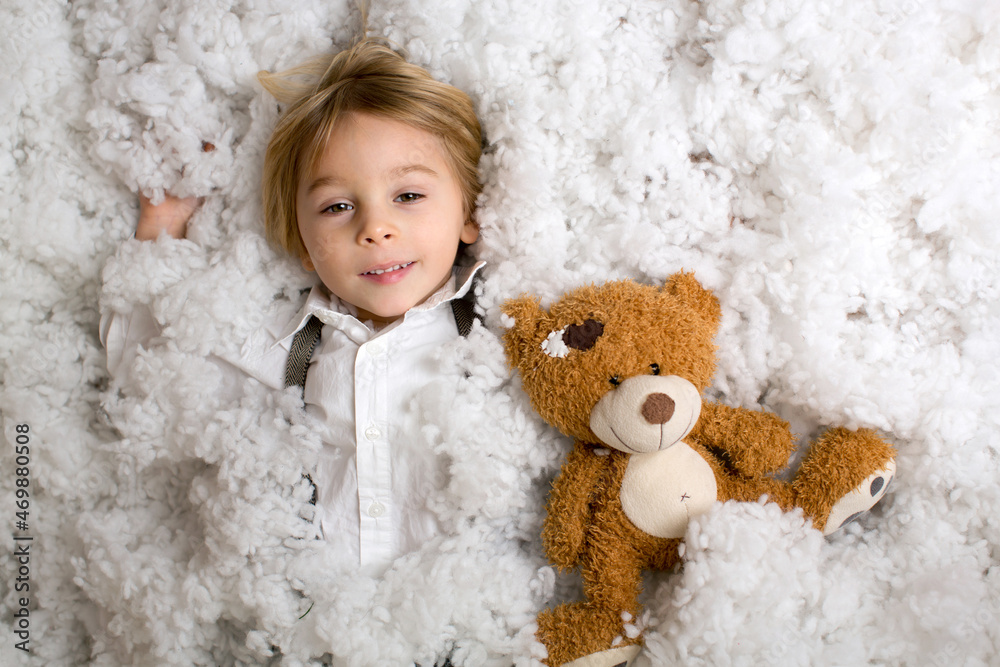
[450,286,477,340]
[283,315,324,390]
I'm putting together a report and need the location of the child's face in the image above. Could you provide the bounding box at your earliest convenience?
[295,112,478,327]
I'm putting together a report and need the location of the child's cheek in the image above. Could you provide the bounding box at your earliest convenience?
[306,233,339,263]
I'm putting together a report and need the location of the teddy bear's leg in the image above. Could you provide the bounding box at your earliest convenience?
[792,427,896,534]
[537,603,642,667]
[537,550,645,667]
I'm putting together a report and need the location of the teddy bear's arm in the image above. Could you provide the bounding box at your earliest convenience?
[689,402,796,476]
[542,441,606,570]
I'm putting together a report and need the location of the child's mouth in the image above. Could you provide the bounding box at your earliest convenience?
[362,262,414,276]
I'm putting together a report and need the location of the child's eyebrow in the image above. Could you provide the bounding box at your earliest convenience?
[305,176,342,195]
[389,163,439,179]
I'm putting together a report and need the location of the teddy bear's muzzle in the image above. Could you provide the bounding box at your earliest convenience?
[590,375,702,454]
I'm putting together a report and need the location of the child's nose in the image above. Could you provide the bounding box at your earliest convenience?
[361,228,393,244]
[356,209,397,245]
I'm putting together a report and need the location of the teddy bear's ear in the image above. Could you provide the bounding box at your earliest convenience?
[501,295,548,370]
[662,271,721,326]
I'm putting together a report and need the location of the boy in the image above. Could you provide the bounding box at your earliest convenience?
[103,37,485,575]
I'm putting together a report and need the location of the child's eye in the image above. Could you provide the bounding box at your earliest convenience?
[395,192,424,203]
[322,202,353,215]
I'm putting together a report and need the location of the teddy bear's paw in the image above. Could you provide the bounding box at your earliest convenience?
[823,459,896,535]
[562,644,642,667]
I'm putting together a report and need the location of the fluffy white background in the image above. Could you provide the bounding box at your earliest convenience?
[2,0,999,665]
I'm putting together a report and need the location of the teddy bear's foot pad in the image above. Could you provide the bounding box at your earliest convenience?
[562,644,641,667]
[824,460,896,535]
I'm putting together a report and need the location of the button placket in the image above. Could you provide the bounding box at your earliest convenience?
[366,338,389,371]
[355,332,393,566]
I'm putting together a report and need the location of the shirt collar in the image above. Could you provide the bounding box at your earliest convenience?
[273,260,485,348]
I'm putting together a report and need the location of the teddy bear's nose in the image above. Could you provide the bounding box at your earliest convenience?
[641,393,675,424]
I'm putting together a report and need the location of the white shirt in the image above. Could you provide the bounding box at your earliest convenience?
[102,261,484,575]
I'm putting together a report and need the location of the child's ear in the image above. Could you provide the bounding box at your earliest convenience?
[460,219,479,245]
[300,250,315,272]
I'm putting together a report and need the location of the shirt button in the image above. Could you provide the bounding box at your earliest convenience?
[364,425,381,441]
[367,502,385,518]
[367,340,385,356]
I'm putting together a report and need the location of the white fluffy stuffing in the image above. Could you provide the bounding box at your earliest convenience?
[2,0,999,664]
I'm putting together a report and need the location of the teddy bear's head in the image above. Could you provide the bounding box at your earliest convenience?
[502,273,721,451]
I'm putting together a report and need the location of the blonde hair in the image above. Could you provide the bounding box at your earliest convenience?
[258,38,483,258]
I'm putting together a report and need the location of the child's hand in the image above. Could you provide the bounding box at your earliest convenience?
[135,194,202,241]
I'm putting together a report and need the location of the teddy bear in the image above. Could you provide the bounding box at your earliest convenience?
[502,273,896,667]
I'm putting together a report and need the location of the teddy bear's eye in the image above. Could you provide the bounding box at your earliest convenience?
[650,363,660,375]
[609,376,622,387]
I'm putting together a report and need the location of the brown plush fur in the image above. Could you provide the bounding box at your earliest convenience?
[503,273,896,667]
